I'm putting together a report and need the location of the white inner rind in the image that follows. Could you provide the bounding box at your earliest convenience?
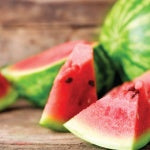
[64,118,150,150]
[1,59,66,79]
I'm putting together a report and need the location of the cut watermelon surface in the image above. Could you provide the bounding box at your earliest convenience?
[2,41,116,107]
[0,73,18,111]
[1,41,89,107]
[64,71,150,150]
[40,43,97,132]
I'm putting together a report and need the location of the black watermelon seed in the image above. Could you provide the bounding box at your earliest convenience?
[65,77,73,83]
[128,86,135,91]
[88,80,95,87]
[131,90,139,99]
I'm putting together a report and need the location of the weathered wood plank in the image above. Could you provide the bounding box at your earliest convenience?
[0,0,115,27]
[26,0,115,3]
[0,100,102,150]
[0,27,98,67]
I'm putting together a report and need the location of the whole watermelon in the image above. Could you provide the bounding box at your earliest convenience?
[100,0,150,81]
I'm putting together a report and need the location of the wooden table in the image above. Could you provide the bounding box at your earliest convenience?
[0,100,102,150]
[0,0,150,149]
[0,100,150,150]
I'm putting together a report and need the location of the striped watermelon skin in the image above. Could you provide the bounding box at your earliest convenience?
[93,44,118,97]
[100,0,150,81]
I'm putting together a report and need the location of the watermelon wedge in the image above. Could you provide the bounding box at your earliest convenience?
[40,43,97,132]
[1,41,89,107]
[64,71,150,149]
[0,73,18,111]
[1,41,116,107]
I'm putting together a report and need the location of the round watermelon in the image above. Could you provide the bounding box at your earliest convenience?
[100,0,150,81]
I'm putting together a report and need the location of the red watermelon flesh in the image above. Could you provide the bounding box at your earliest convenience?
[133,71,150,138]
[40,43,97,131]
[135,71,150,95]
[64,72,150,149]
[0,73,10,98]
[106,81,149,138]
[11,40,89,71]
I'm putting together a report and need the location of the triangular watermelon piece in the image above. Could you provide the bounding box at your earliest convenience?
[0,73,18,111]
[1,41,89,107]
[40,43,97,131]
[64,71,150,149]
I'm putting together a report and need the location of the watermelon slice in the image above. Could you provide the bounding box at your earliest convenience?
[1,41,116,107]
[0,73,18,111]
[40,43,97,132]
[64,72,150,149]
[1,41,89,107]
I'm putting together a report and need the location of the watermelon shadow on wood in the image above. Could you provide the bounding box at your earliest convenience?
[64,71,150,149]
[0,73,18,111]
[40,43,97,132]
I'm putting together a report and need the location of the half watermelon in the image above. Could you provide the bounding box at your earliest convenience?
[2,41,116,107]
[40,43,97,131]
[0,73,18,111]
[100,0,150,81]
[64,71,150,149]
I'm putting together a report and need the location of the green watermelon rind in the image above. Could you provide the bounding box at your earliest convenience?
[100,0,150,81]
[40,114,68,132]
[1,58,66,80]
[1,59,66,107]
[93,45,116,97]
[64,119,150,150]
[0,87,18,111]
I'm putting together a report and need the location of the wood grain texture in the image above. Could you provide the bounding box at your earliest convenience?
[0,0,113,67]
[0,27,98,66]
[0,100,103,150]
[0,0,115,27]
